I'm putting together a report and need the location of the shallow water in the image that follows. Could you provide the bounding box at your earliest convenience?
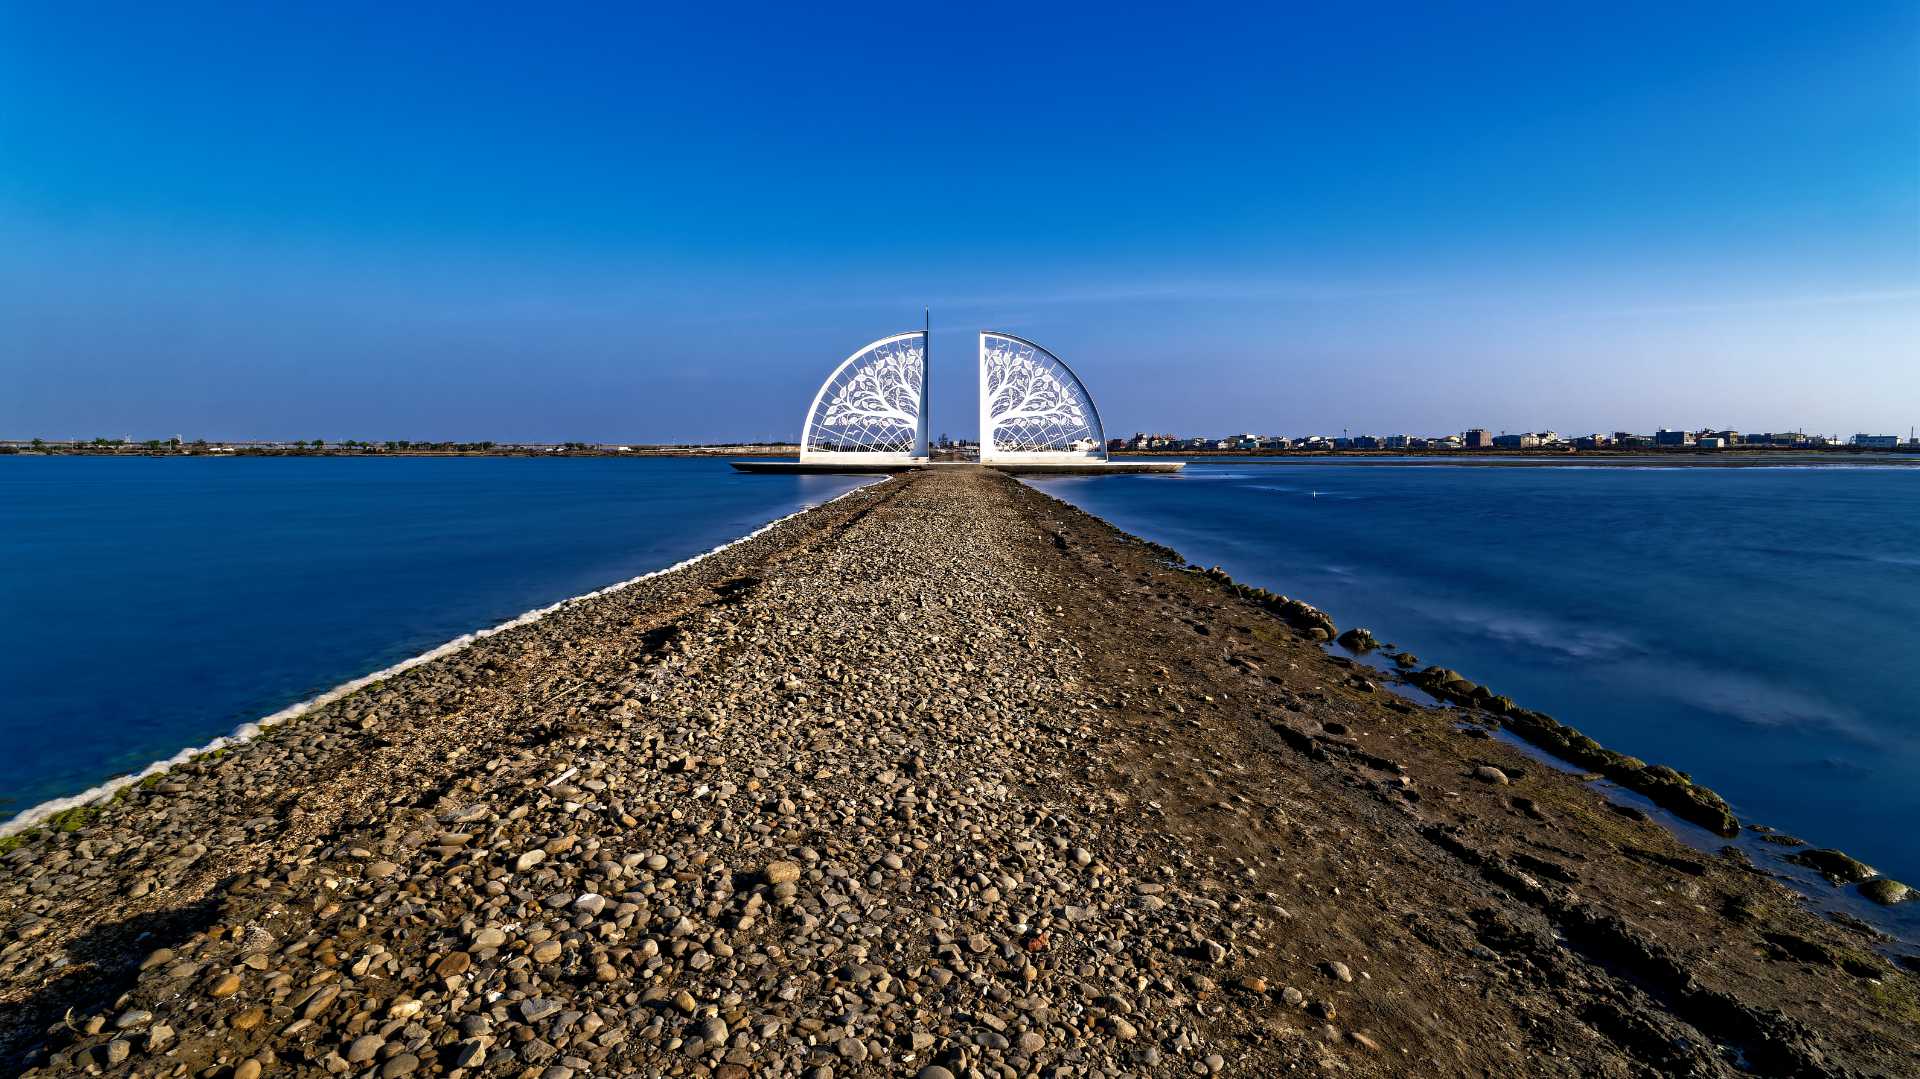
[1030,462,1920,894]
[0,456,869,817]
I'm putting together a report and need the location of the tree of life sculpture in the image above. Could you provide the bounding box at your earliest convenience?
[978,332,1107,461]
[801,332,929,462]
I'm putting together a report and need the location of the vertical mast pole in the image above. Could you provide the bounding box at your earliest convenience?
[977,330,990,463]
[920,306,931,460]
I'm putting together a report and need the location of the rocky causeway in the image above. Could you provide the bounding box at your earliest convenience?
[1,467,1915,1077]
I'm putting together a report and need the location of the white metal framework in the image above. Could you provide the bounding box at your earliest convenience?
[801,331,929,463]
[978,331,1107,462]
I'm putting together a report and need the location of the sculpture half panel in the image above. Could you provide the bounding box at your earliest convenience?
[801,331,929,462]
[978,332,1107,462]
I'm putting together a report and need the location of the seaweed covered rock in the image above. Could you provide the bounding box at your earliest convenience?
[1789,848,1877,885]
[1411,668,1502,709]
[1458,696,1738,834]
[1278,599,1337,639]
[1192,567,1337,640]
[1335,627,1378,652]
[1859,878,1911,905]
[1618,764,1739,836]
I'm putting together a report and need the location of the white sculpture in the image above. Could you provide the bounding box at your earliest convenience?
[801,331,929,463]
[978,332,1107,462]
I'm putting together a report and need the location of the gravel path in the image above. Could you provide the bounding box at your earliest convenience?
[2,468,1915,1078]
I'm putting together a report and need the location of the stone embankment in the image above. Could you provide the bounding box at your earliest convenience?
[2,468,1916,1078]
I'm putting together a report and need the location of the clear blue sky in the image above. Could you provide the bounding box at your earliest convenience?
[2,3,1915,441]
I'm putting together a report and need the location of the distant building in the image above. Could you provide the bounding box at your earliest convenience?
[1574,433,1611,450]
[1384,434,1410,449]
[1654,429,1694,447]
[1429,434,1463,450]
[1464,428,1493,449]
[1697,436,1727,449]
[1852,434,1899,449]
[1492,433,1540,449]
[1352,435,1382,449]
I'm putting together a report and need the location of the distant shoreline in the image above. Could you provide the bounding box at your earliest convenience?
[8,444,1916,467]
[1116,450,1920,468]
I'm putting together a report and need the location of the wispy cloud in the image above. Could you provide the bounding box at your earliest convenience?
[636,277,1920,333]
[919,279,1429,310]
[1605,287,1920,317]
[923,280,1920,320]
[646,278,1430,330]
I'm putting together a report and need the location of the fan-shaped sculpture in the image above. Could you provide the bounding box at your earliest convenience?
[977,332,1107,462]
[801,331,929,463]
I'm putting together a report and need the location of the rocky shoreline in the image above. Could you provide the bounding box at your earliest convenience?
[1169,559,1919,921]
[2,468,1916,1078]
[1179,572,1750,836]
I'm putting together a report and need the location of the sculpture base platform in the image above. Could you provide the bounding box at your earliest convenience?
[730,460,924,474]
[730,460,1184,475]
[983,461,1184,475]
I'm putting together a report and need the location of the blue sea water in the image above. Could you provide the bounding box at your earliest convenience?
[0,456,869,819]
[1031,461,1920,899]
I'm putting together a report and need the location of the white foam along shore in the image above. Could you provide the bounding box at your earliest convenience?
[0,482,880,839]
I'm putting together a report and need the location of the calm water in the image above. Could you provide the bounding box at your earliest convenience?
[1033,462,1920,897]
[0,456,869,818]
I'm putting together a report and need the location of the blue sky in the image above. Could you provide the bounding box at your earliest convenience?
[2,3,1915,441]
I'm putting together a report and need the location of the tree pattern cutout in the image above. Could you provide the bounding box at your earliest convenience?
[983,337,1102,453]
[805,338,924,455]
